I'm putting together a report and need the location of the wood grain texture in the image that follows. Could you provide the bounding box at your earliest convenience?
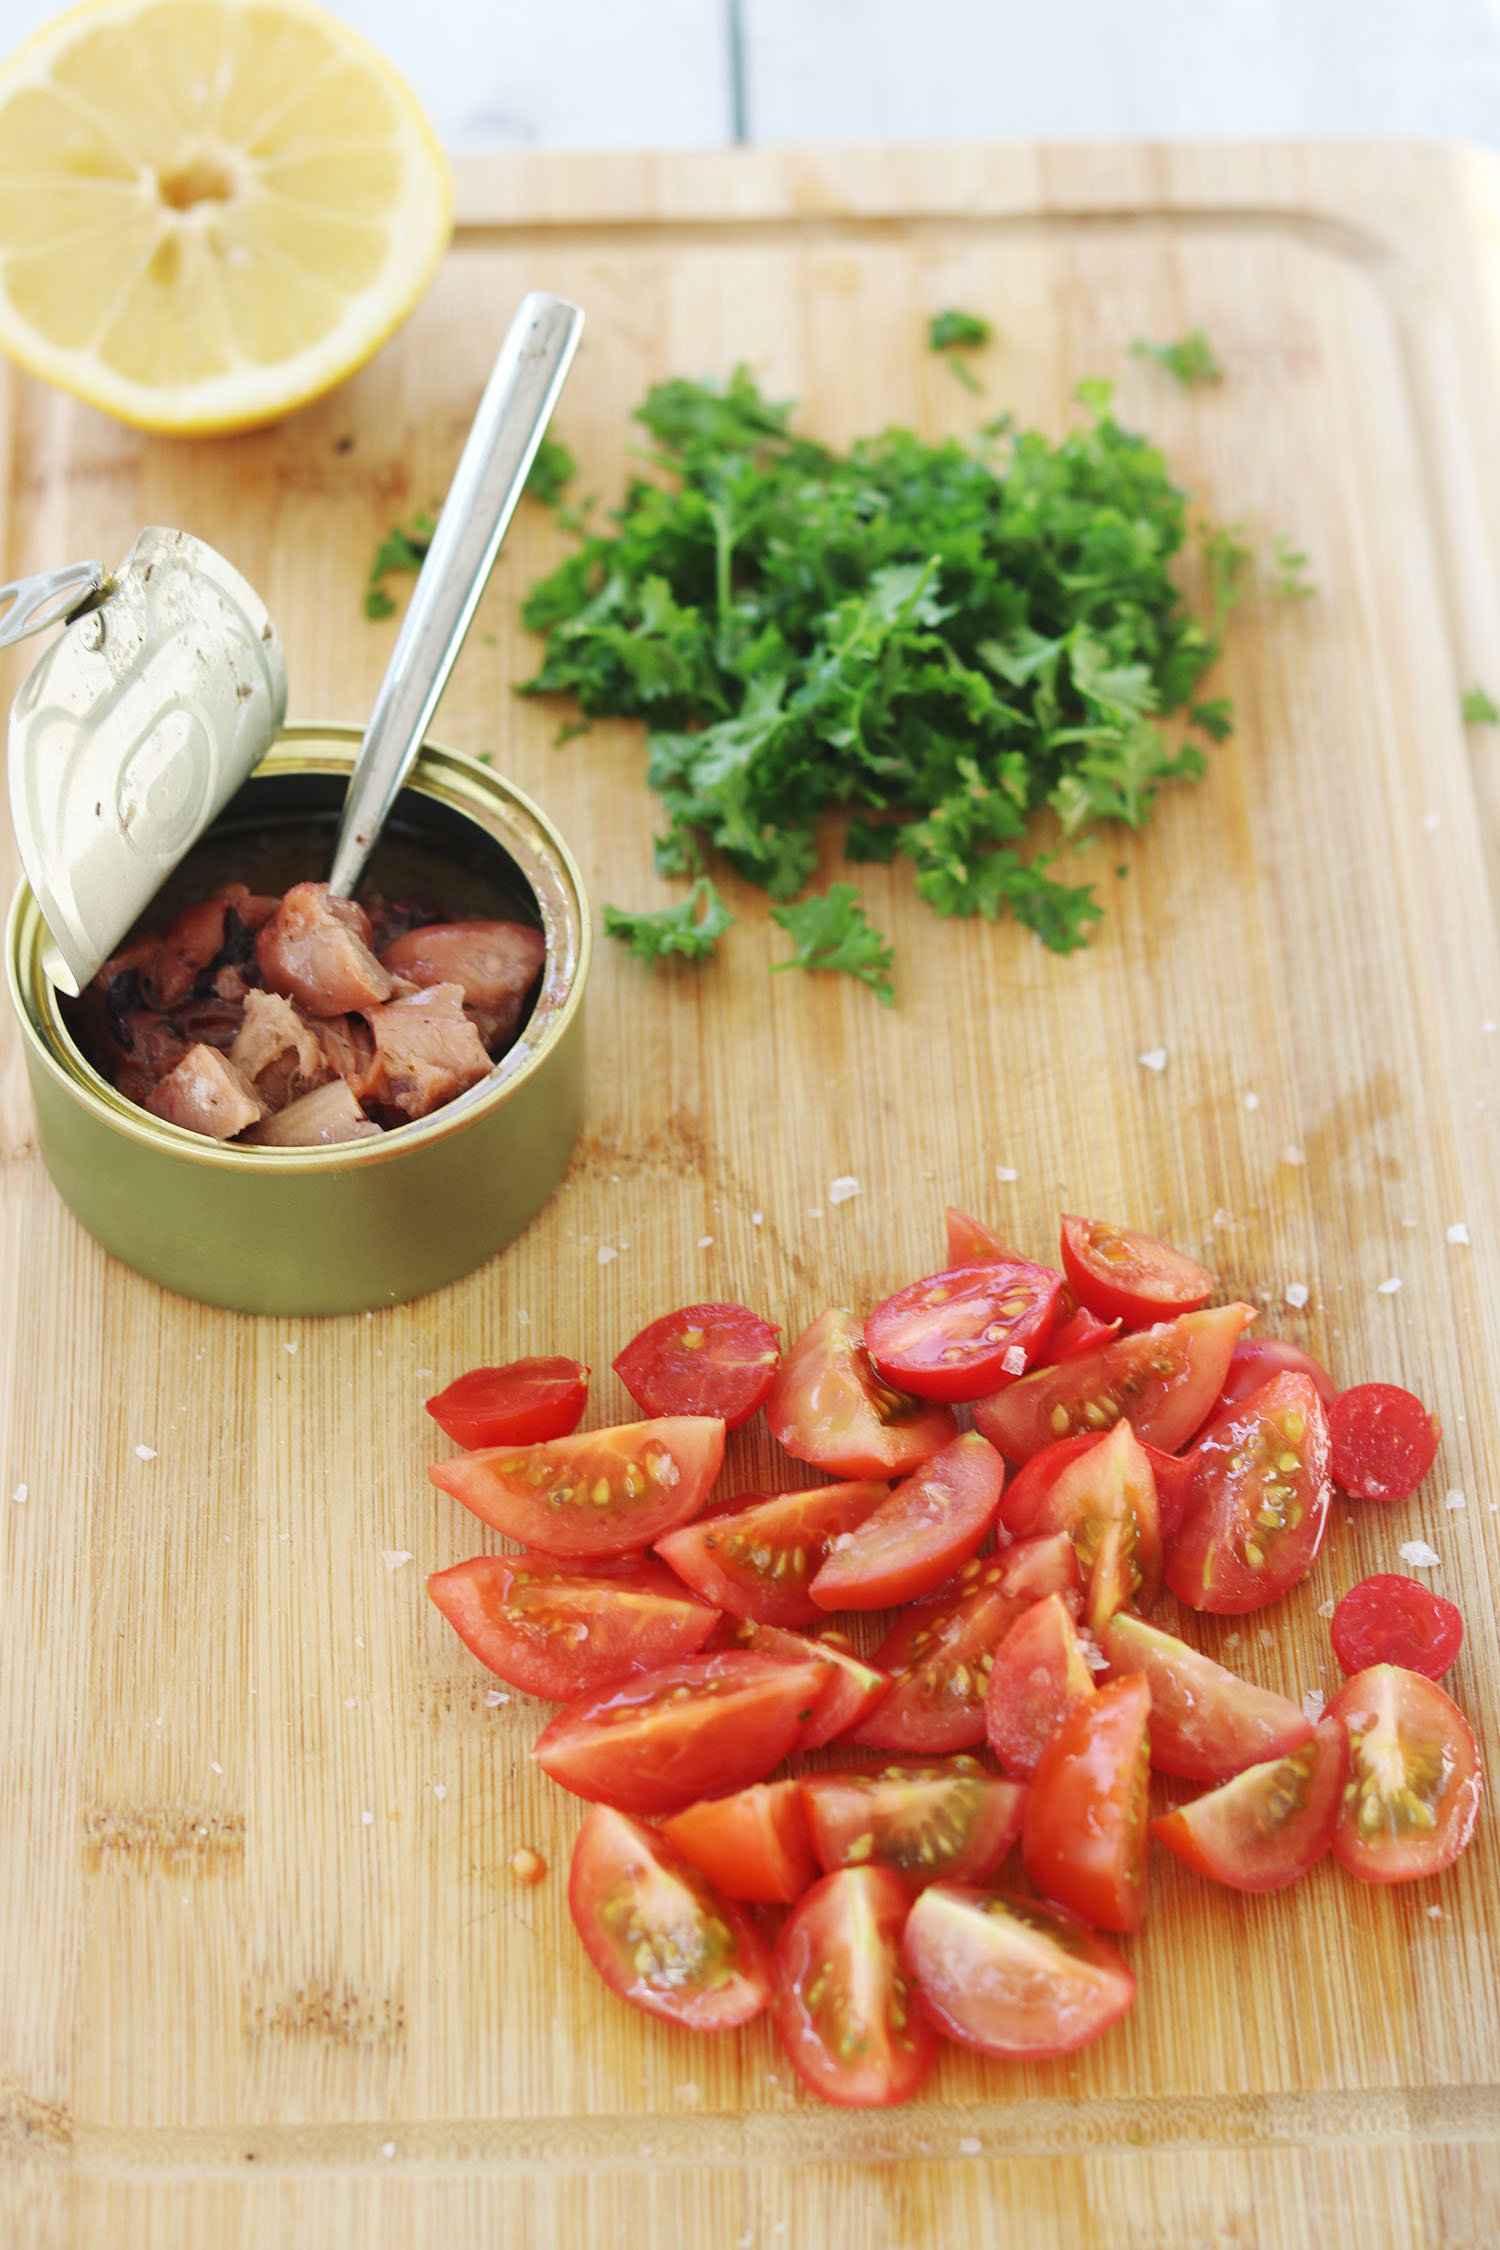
[2,140,1500,2249]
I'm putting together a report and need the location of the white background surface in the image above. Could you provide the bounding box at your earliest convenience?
[0,0,1499,151]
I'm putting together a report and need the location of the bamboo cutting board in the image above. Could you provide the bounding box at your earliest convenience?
[3,140,1500,2250]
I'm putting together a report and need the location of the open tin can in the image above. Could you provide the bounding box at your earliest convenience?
[6,721,590,1316]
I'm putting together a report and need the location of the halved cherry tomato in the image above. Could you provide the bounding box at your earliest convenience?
[711,1616,892,1746]
[1059,1214,1214,1328]
[973,1304,1256,1463]
[568,1804,772,2028]
[1330,1575,1464,1681]
[612,1302,781,1429]
[1099,1612,1312,1780]
[984,1592,1098,1780]
[428,1416,725,1560]
[766,1308,958,1477]
[902,1887,1136,2059]
[864,1262,1062,1404]
[660,1779,818,1904]
[424,1356,589,1448]
[1164,1372,1331,1614]
[532,1651,831,1816]
[1327,1665,1482,1882]
[425,1554,718,1702]
[1014,1417,1162,1635]
[809,1431,1004,1611]
[655,1480,887,1627]
[1151,1717,1349,1892]
[1022,1672,1152,1932]
[772,1866,939,2107]
[801,1760,1026,1891]
[1329,1383,1442,1502]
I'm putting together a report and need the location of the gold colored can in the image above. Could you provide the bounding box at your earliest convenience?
[5,725,589,1315]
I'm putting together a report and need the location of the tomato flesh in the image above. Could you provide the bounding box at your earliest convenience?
[429,1416,726,1560]
[973,1303,1256,1463]
[1022,1672,1152,1932]
[772,1867,938,2107]
[984,1592,1098,1780]
[809,1431,1004,1611]
[851,1583,1019,1754]
[1215,1337,1339,1416]
[711,1616,891,1746]
[1099,1612,1313,1779]
[612,1301,781,1429]
[424,1356,589,1448]
[426,1554,718,1702]
[660,1779,818,1904]
[1330,1575,1464,1681]
[1060,1214,1214,1327]
[1035,1303,1120,1366]
[865,1261,1062,1404]
[1329,1383,1442,1502]
[1151,1717,1349,1892]
[944,1207,1031,1267]
[902,1886,1136,2059]
[568,1804,772,2029]
[655,1479,887,1627]
[766,1308,958,1477]
[1164,1372,1331,1614]
[1328,1665,1482,1882]
[801,1761,1026,1891]
[1013,1416,1162,1635]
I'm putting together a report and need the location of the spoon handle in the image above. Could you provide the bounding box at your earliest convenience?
[327,289,584,897]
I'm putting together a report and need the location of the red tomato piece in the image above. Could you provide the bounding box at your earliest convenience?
[902,1886,1136,2059]
[944,1207,1032,1266]
[1059,1214,1214,1328]
[864,1262,1062,1404]
[809,1431,1005,1611]
[1164,1373,1332,1614]
[1151,1717,1349,1892]
[1328,1665,1482,1882]
[655,1480,887,1627]
[772,1867,939,2107]
[1034,1303,1121,1367]
[532,1651,831,1816]
[428,1416,725,1560]
[1329,1383,1442,1502]
[1098,1611,1313,1780]
[1011,1416,1162,1636]
[984,1592,1098,1780]
[997,1433,1101,1536]
[973,1303,1256,1463]
[801,1760,1026,1891]
[660,1779,819,1904]
[1022,1672,1152,1933]
[1331,1575,1465,1681]
[424,1356,589,1448]
[711,1617,892,1747]
[851,1584,1016,1755]
[1216,1337,1339,1416]
[425,1554,718,1702]
[766,1308,958,1478]
[612,1301,781,1429]
[568,1804,772,2029]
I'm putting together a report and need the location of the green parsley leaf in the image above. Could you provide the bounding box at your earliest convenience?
[525,434,576,508]
[770,884,895,1003]
[928,308,992,351]
[1462,684,1500,724]
[1270,534,1316,600]
[1130,330,1223,387]
[364,511,436,619]
[602,877,733,966]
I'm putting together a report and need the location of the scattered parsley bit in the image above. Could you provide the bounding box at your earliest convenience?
[928,309,991,391]
[364,511,435,619]
[770,885,894,1004]
[525,434,576,508]
[602,876,733,966]
[1270,534,1316,600]
[1129,330,1223,387]
[1462,684,1500,724]
[520,366,1236,962]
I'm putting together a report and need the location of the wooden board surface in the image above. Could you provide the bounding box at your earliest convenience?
[3,139,1500,2249]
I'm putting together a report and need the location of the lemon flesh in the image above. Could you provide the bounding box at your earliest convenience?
[0,0,452,432]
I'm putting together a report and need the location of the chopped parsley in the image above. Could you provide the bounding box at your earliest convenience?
[928,309,992,390]
[520,365,1237,982]
[1463,684,1500,724]
[770,885,894,1004]
[1129,330,1223,387]
[364,511,435,619]
[603,876,733,966]
[1270,534,1316,600]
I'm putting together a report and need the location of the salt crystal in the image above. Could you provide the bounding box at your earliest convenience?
[1424,811,1441,831]
[1257,1628,1275,1648]
[1427,1904,1443,1920]
[1282,1144,1306,1165]
[433,1784,447,1801]
[698,1235,714,1249]
[752,1211,764,1226]
[1483,1021,1497,1034]
[1243,1091,1261,1111]
[414,1367,433,1380]
[1446,1489,1467,1510]
[285,1341,298,1355]
[1301,1689,1326,1723]
[995,1165,1019,1183]
[517,1310,531,1326]
[676,2082,700,2105]
[134,1444,157,1461]
[1399,1540,1441,1569]
[1078,1632,1110,1674]
[485,1689,511,1706]
[831,1532,855,1551]
[344,1698,358,1710]
[596,1246,619,1266]
[10,1484,26,1504]
[1138,1047,1168,1072]
[1001,1343,1027,1376]
[381,1550,413,1572]
[361,1810,375,1826]
[739,2234,755,2249]
[808,1208,824,1220]
[1285,1283,1310,1309]
[1377,1277,1403,1295]
[1223,1630,1242,1650]
[1447,1222,1471,1246]
[829,1176,861,1205]
[211,1760,224,1775]
[1317,1598,1335,1619]
[380,2142,396,2159]
[958,2136,982,2155]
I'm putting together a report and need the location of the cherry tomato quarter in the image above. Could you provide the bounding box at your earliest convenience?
[852,1581,1022,1755]
[711,1616,892,1746]
[1329,1383,1442,1502]
[660,1779,818,1904]
[772,1867,939,2107]
[983,1592,1098,1781]
[1151,1717,1349,1892]
[425,1356,588,1448]
[1328,1665,1482,1882]
[568,1804,772,2029]
[426,1554,718,1702]
[865,1262,1062,1404]
[902,1887,1136,2060]
[613,1302,781,1429]
[1015,1415,1162,1635]
[766,1308,958,1477]
[809,1431,1005,1611]
[973,1304,1256,1463]
[1021,1672,1153,1932]
[655,1480,887,1627]
[1164,1373,1331,1614]
[1330,1575,1464,1680]
[1059,1215,1214,1327]
[429,1417,726,1560]
[801,1761,1026,1892]
[1099,1612,1313,1780]
[1216,1338,1339,1416]
[944,1208,1031,1267]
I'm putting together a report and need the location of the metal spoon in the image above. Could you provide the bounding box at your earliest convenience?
[326,289,584,897]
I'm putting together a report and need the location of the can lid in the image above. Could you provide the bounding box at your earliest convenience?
[8,526,287,996]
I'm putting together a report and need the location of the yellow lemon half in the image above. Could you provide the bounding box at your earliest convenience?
[0,0,452,432]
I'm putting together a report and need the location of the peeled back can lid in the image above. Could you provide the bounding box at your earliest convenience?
[8,525,287,996]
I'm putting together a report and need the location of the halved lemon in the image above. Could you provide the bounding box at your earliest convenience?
[0,0,452,432]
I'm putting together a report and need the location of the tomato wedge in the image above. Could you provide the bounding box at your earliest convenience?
[1330,1575,1464,1681]
[801,1761,1026,1891]
[426,1554,718,1702]
[1151,1717,1349,1892]
[1329,1383,1442,1502]
[428,1416,725,1560]
[1099,1612,1312,1780]
[984,1592,1098,1780]
[1328,1665,1482,1882]
[1215,1337,1339,1416]
[660,1779,818,1904]
[851,1583,1017,1754]
[809,1431,1004,1611]
[1059,1215,1214,1327]
[655,1479,887,1627]
[1011,1416,1162,1635]
[973,1304,1256,1463]
[766,1308,958,1477]
[532,1651,831,1816]
[1022,1672,1152,1932]
[902,1887,1136,2059]
[612,1302,781,1429]
[864,1261,1062,1404]
[772,1867,939,2107]
[711,1616,891,1746]
[1164,1372,1332,1614]
[424,1356,589,1448]
[944,1207,1031,1266]
[568,1804,772,2028]
[1035,1303,1120,1367]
